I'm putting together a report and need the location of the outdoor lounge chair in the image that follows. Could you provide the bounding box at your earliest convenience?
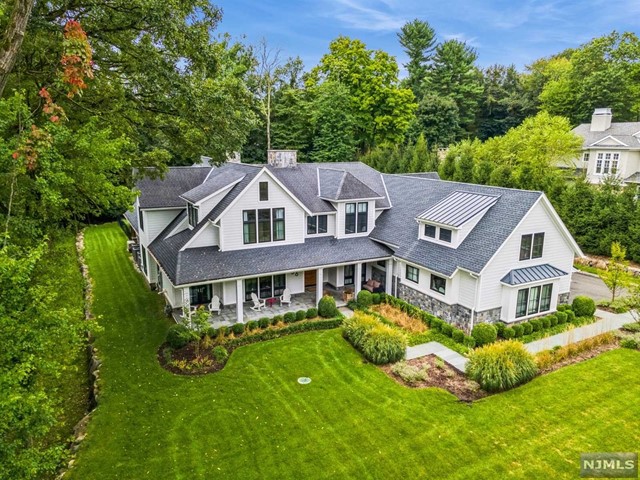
[208,295,221,316]
[251,293,266,312]
[280,288,291,306]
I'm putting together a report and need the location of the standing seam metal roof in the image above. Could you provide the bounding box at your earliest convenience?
[500,264,568,286]
[417,191,500,227]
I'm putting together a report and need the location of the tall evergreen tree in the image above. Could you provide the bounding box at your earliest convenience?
[397,19,436,99]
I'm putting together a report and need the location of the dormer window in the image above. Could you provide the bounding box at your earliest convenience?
[187,203,198,228]
[345,202,368,235]
[307,215,328,235]
[424,225,436,238]
[439,228,452,243]
[259,181,268,201]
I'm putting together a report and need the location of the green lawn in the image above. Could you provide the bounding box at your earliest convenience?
[70,223,640,479]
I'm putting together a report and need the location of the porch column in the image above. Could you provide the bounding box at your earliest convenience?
[236,279,243,323]
[385,258,393,294]
[316,268,324,305]
[355,263,362,295]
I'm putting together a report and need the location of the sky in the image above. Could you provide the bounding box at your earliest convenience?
[215,0,639,74]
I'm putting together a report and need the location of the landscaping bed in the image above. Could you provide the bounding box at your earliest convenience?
[383,355,486,402]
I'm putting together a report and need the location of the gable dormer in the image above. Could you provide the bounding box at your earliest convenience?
[416,191,500,248]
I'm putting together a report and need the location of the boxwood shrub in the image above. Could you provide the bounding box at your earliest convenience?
[466,340,538,392]
[495,322,506,337]
[548,314,558,327]
[212,345,228,362]
[541,316,551,329]
[318,295,339,318]
[502,327,515,339]
[452,328,465,343]
[306,308,318,319]
[463,335,476,348]
[529,318,542,332]
[357,290,373,308]
[522,322,533,335]
[471,323,498,346]
[371,293,381,304]
[231,323,245,335]
[513,324,524,338]
[283,312,296,323]
[556,311,568,324]
[166,324,193,349]
[296,310,307,321]
[258,317,270,329]
[572,296,596,317]
[441,323,453,337]
[430,317,444,332]
[271,315,283,325]
[246,320,259,331]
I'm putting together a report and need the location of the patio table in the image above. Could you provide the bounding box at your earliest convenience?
[265,297,277,307]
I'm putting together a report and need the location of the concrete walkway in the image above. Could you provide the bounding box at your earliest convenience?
[524,308,634,354]
[404,309,635,373]
[406,342,468,372]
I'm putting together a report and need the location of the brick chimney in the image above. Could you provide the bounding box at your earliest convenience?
[590,108,612,132]
[267,149,297,168]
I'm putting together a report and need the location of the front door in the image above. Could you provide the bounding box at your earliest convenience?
[304,270,316,289]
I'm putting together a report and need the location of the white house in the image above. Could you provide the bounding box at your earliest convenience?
[572,108,640,185]
[125,150,582,332]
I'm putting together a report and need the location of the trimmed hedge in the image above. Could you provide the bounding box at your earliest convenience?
[452,328,465,343]
[522,322,533,335]
[441,323,453,337]
[513,324,524,338]
[541,316,551,329]
[471,323,497,346]
[572,296,596,317]
[466,340,538,392]
[283,312,296,323]
[225,318,344,348]
[556,311,568,324]
[529,319,542,332]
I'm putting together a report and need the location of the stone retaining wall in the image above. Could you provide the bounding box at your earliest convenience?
[398,283,473,332]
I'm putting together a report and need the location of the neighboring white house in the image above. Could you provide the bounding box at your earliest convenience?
[125,150,582,332]
[572,108,640,185]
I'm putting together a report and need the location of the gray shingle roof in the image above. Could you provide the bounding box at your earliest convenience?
[124,209,138,233]
[267,162,391,212]
[318,168,382,201]
[181,167,246,203]
[151,234,392,285]
[136,167,212,208]
[371,175,542,276]
[396,172,441,180]
[572,122,640,150]
[500,264,568,286]
[417,191,500,227]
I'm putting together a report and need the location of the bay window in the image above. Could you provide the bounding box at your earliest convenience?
[516,283,553,318]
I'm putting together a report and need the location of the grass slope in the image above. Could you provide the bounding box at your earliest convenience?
[71,223,640,479]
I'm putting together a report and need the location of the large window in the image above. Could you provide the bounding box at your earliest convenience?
[258,209,271,242]
[596,153,603,173]
[345,202,368,234]
[259,181,269,201]
[439,228,452,243]
[520,233,544,261]
[138,208,144,231]
[430,275,446,295]
[245,274,286,301]
[190,284,212,305]
[243,208,285,244]
[406,265,419,283]
[188,203,198,228]
[307,215,328,235]
[516,283,553,318]
[344,265,355,285]
[243,210,256,244]
[273,208,285,241]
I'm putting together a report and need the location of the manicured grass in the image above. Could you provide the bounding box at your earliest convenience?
[70,223,640,479]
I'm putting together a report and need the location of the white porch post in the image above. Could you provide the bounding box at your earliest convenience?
[316,268,324,305]
[385,259,393,294]
[236,279,243,323]
[355,263,362,295]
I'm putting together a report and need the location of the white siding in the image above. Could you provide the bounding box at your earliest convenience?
[223,281,237,305]
[397,260,457,305]
[304,213,336,238]
[141,209,183,245]
[457,271,477,308]
[218,171,306,251]
[184,223,219,249]
[478,199,575,312]
[286,272,305,294]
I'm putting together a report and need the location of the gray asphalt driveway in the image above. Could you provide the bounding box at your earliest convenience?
[569,271,610,302]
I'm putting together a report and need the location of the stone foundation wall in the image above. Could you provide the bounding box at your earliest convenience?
[474,307,502,324]
[398,283,473,333]
[558,292,570,305]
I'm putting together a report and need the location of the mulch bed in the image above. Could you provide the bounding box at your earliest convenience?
[382,355,487,402]
[157,341,234,375]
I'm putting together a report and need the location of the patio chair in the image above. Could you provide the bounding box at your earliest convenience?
[208,295,221,316]
[250,293,266,312]
[280,288,291,306]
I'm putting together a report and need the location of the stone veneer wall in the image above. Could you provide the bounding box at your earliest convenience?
[474,307,502,324]
[558,292,570,305]
[398,283,473,333]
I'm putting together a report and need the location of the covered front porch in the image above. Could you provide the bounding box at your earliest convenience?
[169,258,393,326]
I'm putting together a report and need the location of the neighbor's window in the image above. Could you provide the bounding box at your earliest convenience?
[187,203,199,228]
[259,181,269,201]
[430,275,446,295]
[582,152,590,163]
[424,224,436,238]
[406,265,419,283]
[345,203,356,234]
[596,153,603,173]
[612,153,619,174]
[439,228,452,243]
[520,233,544,260]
